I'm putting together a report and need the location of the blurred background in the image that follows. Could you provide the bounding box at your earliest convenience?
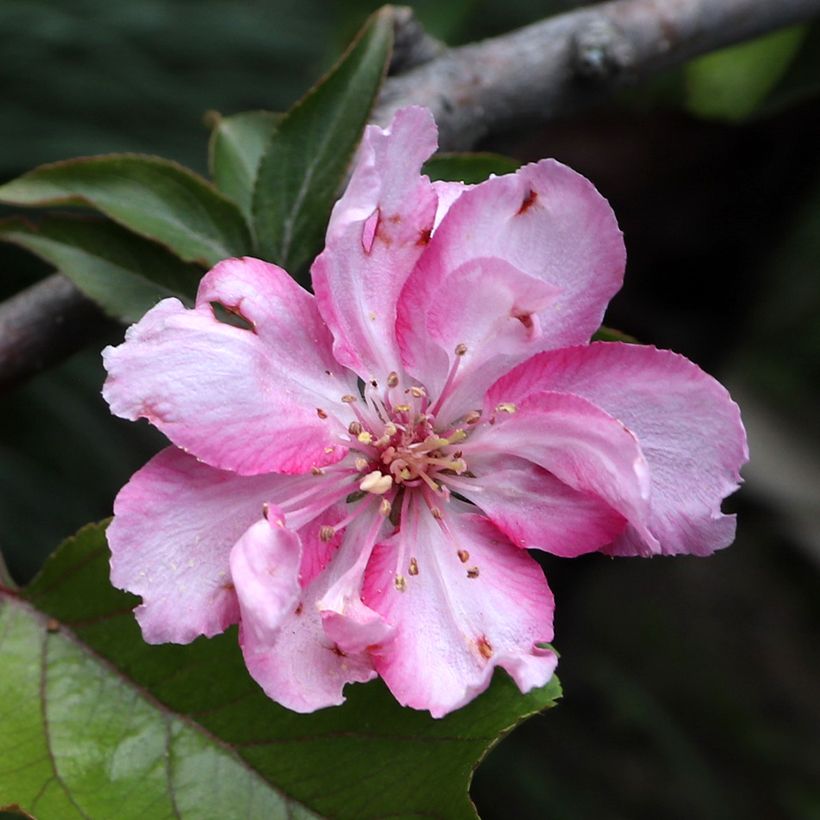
[1,1,818,817]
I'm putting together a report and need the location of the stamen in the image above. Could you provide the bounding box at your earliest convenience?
[360,470,394,495]
[387,371,399,388]
[495,402,517,414]
[429,343,468,417]
[379,498,392,517]
[319,525,336,542]
[348,421,363,436]
[408,557,419,576]
[464,410,481,425]
[457,549,470,563]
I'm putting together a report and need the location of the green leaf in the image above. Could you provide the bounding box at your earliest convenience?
[0,524,561,819]
[0,216,203,323]
[208,110,283,222]
[0,155,253,267]
[592,326,639,344]
[685,25,807,122]
[252,8,393,277]
[423,152,521,183]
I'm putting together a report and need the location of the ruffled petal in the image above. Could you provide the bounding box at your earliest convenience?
[465,390,658,554]
[108,447,302,644]
[238,559,377,714]
[450,454,626,557]
[397,158,625,404]
[312,106,439,380]
[229,509,302,645]
[103,258,356,475]
[363,499,557,718]
[486,343,748,555]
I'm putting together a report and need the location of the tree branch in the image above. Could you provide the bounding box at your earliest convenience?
[2,0,819,390]
[376,0,820,148]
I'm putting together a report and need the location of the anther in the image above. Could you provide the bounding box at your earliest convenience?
[357,431,373,444]
[408,557,419,576]
[319,525,335,542]
[262,502,270,520]
[395,403,411,413]
[430,507,443,520]
[467,566,480,578]
[379,498,392,517]
[348,420,363,436]
[464,410,481,425]
[410,386,426,398]
[316,408,328,419]
[455,343,468,357]
[355,457,369,472]
[387,371,399,388]
[457,549,470,563]
[360,470,393,495]
[311,466,325,476]
[495,402,517,414]
[341,394,357,404]
[394,574,407,592]
[477,636,493,659]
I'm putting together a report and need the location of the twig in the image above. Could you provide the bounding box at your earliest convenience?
[2,0,819,390]
[376,0,820,148]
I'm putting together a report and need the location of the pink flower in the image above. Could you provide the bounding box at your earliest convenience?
[102,107,748,717]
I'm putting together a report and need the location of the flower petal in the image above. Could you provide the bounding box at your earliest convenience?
[312,106,439,380]
[108,447,301,644]
[238,566,376,713]
[229,508,302,645]
[363,499,557,718]
[103,259,356,475]
[450,454,626,557]
[398,158,625,396]
[486,343,749,555]
[465,390,658,554]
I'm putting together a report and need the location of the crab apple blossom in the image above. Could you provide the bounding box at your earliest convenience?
[102,105,748,717]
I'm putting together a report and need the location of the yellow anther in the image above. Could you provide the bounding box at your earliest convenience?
[357,431,373,444]
[408,557,419,576]
[348,421,363,436]
[355,457,369,471]
[447,429,467,444]
[449,458,467,474]
[387,371,399,388]
[495,402,517,414]
[379,498,392,517]
[464,410,482,425]
[395,404,411,413]
[359,470,393,495]
[394,574,407,592]
[341,394,357,404]
[384,423,397,437]
[319,525,336,543]
[410,386,426,398]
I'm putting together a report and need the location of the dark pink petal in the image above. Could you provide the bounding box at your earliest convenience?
[229,509,301,645]
[398,158,625,403]
[238,565,376,713]
[108,447,302,644]
[465,390,658,553]
[486,343,749,555]
[363,500,557,718]
[451,454,626,557]
[103,259,356,475]
[312,106,438,380]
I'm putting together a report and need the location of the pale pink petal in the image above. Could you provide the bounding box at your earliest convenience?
[108,447,306,644]
[420,257,560,420]
[312,106,438,380]
[450,454,626,557]
[238,564,376,714]
[465,390,658,554]
[486,343,749,555]
[229,509,301,645]
[397,158,625,394]
[103,263,355,475]
[316,509,393,654]
[432,180,471,230]
[363,500,557,718]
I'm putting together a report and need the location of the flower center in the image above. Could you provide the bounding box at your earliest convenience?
[346,371,473,499]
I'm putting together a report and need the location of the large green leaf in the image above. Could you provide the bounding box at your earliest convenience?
[208,110,282,222]
[0,216,203,323]
[0,155,252,267]
[0,524,561,819]
[423,152,521,184]
[252,9,393,278]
